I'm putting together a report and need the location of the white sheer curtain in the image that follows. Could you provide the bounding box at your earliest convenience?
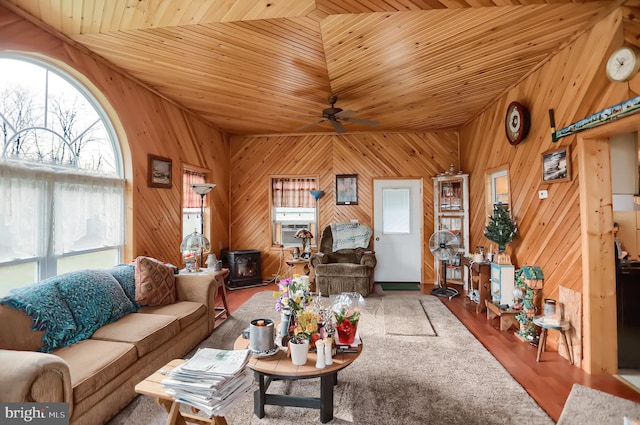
[0,160,124,263]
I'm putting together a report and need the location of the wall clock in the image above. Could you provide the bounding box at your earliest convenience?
[505,101,530,146]
[606,46,640,83]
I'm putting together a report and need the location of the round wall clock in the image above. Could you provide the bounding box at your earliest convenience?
[505,101,530,146]
[606,46,640,82]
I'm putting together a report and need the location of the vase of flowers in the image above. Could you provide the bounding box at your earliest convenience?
[332,292,364,345]
[273,275,313,339]
[294,308,321,345]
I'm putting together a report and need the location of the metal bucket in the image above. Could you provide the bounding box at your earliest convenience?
[249,318,275,353]
[544,299,557,317]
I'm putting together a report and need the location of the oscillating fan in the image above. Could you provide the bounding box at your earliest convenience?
[429,230,461,299]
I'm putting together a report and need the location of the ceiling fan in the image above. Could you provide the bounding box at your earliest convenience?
[296,95,379,134]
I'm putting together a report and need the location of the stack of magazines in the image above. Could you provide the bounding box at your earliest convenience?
[161,348,256,417]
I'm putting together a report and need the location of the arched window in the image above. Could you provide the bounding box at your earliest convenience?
[0,56,124,295]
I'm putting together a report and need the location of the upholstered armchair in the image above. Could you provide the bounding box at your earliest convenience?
[310,223,377,297]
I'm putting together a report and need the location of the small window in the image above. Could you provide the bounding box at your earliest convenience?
[183,168,206,239]
[485,166,510,218]
[271,177,319,248]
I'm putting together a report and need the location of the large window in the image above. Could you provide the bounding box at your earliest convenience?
[0,56,124,295]
[271,177,318,248]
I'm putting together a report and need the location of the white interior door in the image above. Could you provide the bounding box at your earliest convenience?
[373,179,422,283]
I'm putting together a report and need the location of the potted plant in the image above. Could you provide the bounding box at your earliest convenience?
[484,202,518,264]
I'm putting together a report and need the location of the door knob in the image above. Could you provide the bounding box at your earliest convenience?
[375,237,380,241]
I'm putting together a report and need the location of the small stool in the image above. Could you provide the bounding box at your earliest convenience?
[213,268,230,320]
[533,315,573,365]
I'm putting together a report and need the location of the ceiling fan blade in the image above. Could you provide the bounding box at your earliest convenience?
[335,110,358,118]
[296,119,326,131]
[342,117,380,126]
[330,118,346,134]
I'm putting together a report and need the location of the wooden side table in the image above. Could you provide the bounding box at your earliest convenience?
[533,315,573,365]
[462,258,491,313]
[485,300,520,331]
[135,359,228,425]
[212,268,230,320]
[286,258,310,278]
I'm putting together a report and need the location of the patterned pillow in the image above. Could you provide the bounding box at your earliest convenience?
[134,256,176,306]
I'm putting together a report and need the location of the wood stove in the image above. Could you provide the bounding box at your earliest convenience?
[225,249,264,289]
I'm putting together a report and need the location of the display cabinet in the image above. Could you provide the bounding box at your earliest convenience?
[432,173,469,286]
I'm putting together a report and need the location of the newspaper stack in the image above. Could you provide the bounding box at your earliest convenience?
[162,348,256,417]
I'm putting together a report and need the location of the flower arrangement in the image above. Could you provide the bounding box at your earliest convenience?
[332,292,365,345]
[273,275,312,314]
[294,309,321,340]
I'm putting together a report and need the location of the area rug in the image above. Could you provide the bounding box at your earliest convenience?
[380,282,420,291]
[557,384,640,425]
[108,291,553,425]
[383,295,436,336]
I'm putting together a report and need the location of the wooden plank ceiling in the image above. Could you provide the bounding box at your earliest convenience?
[2,0,621,136]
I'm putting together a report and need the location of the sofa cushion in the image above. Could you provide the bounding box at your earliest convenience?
[0,280,77,353]
[90,313,179,357]
[55,270,138,339]
[314,263,371,277]
[54,339,137,404]
[138,301,205,330]
[108,264,139,307]
[135,257,176,306]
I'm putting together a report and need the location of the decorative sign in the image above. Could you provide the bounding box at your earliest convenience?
[550,95,640,142]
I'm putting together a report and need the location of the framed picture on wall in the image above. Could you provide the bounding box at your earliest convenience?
[148,154,172,188]
[336,174,358,205]
[541,147,571,184]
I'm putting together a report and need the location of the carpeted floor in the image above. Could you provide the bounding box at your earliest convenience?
[557,384,640,425]
[108,292,554,425]
[383,295,436,336]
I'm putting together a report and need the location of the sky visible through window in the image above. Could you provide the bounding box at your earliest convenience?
[0,57,117,175]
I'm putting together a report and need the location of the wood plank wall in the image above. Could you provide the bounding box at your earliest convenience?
[460,10,631,360]
[0,5,230,267]
[229,132,458,283]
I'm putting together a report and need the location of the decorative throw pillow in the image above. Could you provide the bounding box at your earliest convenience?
[134,256,176,306]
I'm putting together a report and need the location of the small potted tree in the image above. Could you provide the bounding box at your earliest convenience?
[484,202,517,264]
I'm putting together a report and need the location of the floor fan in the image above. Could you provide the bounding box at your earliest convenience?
[429,230,460,299]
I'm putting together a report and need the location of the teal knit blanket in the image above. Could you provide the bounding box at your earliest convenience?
[0,268,137,353]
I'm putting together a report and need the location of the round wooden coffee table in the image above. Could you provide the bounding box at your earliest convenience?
[234,335,361,423]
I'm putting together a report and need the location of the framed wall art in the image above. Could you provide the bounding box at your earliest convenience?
[541,147,571,184]
[148,154,172,189]
[336,174,358,205]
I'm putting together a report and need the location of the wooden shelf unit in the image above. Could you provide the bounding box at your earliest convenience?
[432,173,470,286]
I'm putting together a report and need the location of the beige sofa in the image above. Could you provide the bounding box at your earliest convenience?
[0,269,219,425]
